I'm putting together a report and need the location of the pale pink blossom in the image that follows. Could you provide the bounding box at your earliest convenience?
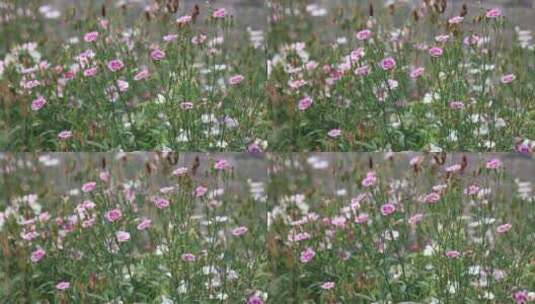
[320,281,335,290]
[298,96,313,111]
[328,129,341,138]
[150,49,166,61]
[354,213,369,224]
[449,101,464,110]
[355,29,372,41]
[81,182,96,193]
[446,250,461,258]
[181,253,196,262]
[232,226,248,236]
[408,213,423,225]
[496,223,512,234]
[176,15,192,25]
[448,16,464,24]
[84,31,99,42]
[354,65,370,76]
[380,203,396,216]
[137,218,152,230]
[31,96,47,111]
[300,247,316,263]
[105,209,122,222]
[429,47,443,57]
[361,171,377,187]
[229,74,244,85]
[83,66,98,77]
[410,67,425,79]
[31,248,46,263]
[486,8,501,18]
[380,57,396,70]
[56,281,70,290]
[134,69,150,81]
[116,230,130,242]
[153,197,170,209]
[500,74,516,84]
[107,59,124,72]
[486,158,502,169]
[212,8,227,18]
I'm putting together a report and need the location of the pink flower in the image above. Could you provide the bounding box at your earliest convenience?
[408,213,423,225]
[180,102,193,110]
[446,250,461,258]
[355,29,372,41]
[181,253,196,262]
[486,8,501,18]
[150,49,166,61]
[500,74,516,84]
[464,184,480,195]
[331,216,346,228]
[82,200,96,209]
[191,34,207,45]
[195,185,208,197]
[410,67,425,79]
[380,57,396,70]
[298,96,313,111]
[58,130,72,140]
[117,79,129,92]
[99,171,110,182]
[305,61,319,70]
[137,218,152,230]
[56,281,70,290]
[172,167,188,176]
[100,19,109,29]
[22,231,39,241]
[423,192,441,204]
[212,8,227,18]
[354,213,369,224]
[448,16,464,24]
[229,74,244,85]
[105,209,122,222]
[464,34,481,46]
[496,223,512,234]
[516,141,533,155]
[361,171,377,187]
[163,34,178,42]
[232,226,248,236]
[513,290,528,304]
[84,31,99,42]
[429,47,443,57]
[300,247,316,263]
[445,164,462,173]
[153,197,170,209]
[288,79,306,89]
[435,35,450,43]
[380,203,396,216]
[328,129,341,138]
[320,281,335,290]
[449,101,464,110]
[84,66,98,77]
[81,182,96,193]
[354,65,370,76]
[247,295,264,304]
[31,96,47,111]
[134,69,150,81]
[486,158,502,169]
[30,248,46,263]
[107,59,124,72]
[176,15,192,25]
[115,230,130,242]
[214,159,230,170]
